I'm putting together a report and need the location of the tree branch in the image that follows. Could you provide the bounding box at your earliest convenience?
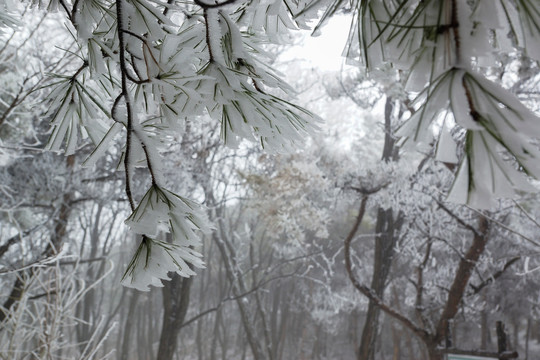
[434,199,479,236]
[194,0,239,9]
[116,0,136,211]
[470,256,520,295]
[0,224,43,259]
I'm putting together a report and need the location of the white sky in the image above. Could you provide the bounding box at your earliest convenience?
[280,15,351,72]
[274,15,388,161]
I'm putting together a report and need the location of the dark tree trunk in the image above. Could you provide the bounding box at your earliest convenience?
[497,321,508,357]
[480,300,489,349]
[426,344,444,360]
[0,276,25,323]
[358,207,402,360]
[156,273,193,360]
[525,318,531,360]
[512,319,519,350]
[357,97,402,360]
[434,215,490,344]
[391,321,401,360]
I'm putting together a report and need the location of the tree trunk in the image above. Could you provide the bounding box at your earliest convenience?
[525,318,530,360]
[156,273,194,360]
[391,322,401,360]
[358,207,402,360]
[358,301,381,360]
[434,215,490,344]
[76,204,103,352]
[120,290,140,360]
[512,319,519,350]
[426,345,444,360]
[358,97,401,360]
[480,301,489,349]
[497,321,508,356]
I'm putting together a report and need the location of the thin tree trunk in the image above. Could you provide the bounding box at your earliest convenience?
[512,319,519,350]
[219,307,229,360]
[480,303,488,349]
[525,318,530,360]
[120,290,140,360]
[391,322,401,360]
[210,308,221,360]
[76,204,103,352]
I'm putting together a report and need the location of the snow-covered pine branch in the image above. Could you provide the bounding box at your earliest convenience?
[0,0,318,290]
[301,0,540,208]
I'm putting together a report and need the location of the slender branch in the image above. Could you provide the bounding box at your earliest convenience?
[513,199,540,230]
[462,74,482,122]
[470,256,520,294]
[180,270,300,329]
[466,205,540,248]
[122,29,162,76]
[346,181,391,195]
[111,93,124,124]
[125,67,151,84]
[450,0,461,65]
[129,54,149,83]
[0,83,25,126]
[414,219,465,259]
[0,225,43,259]
[28,290,57,301]
[51,257,106,267]
[116,0,135,211]
[58,0,71,18]
[70,61,89,82]
[194,0,239,9]
[139,140,158,186]
[434,198,479,236]
[203,10,214,62]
